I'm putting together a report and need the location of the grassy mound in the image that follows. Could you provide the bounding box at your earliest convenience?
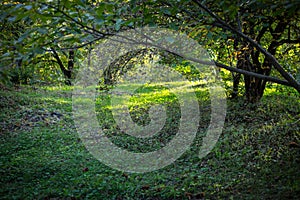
[0,85,299,199]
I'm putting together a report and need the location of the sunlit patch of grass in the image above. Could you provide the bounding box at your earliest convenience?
[41,97,70,105]
[96,81,209,109]
[94,82,185,153]
[40,85,74,92]
[1,85,299,199]
[265,83,300,98]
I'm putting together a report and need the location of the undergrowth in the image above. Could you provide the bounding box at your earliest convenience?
[0,85,299,199]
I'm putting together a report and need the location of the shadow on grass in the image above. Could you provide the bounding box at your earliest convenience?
[0,85,299,199]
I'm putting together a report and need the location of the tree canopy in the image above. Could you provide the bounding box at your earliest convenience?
[1,0,299,102]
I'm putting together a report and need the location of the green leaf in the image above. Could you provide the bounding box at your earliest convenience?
[161,7,171,15]
[85,13,94,20]
[37,28,48,34]
[96,5,105,18]
[207,32,213,39]
[96,18,105,25]
[115,19,122,31]
[32,47,44,54]
[8,16,16,22]
[17,31,30,43]
[105,3,115,13]
[24,5,32,10]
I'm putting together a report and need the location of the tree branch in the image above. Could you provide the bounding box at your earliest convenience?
[192,0,300,93]
[41,2,111,38]
[278,38,300,46]
[161,47,292,86]
[214,62,291,86]
[50,47,68,76]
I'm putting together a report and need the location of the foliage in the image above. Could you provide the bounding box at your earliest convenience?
[1,0,299,101]
[135,0,300,102]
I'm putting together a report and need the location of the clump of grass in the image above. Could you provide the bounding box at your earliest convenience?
[0,85,299,199]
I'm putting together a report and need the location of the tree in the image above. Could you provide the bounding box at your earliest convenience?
[0,0,116,85]
[1,0,299,102]
[198,0,300,102]
[0,5,32,84]
[133,0,300,102]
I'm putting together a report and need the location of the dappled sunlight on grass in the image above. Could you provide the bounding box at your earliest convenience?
[1,85,299,199]
[264,84,300,99]
[95,80,210,110]
[40,97,70,105]
[40,85,74,92]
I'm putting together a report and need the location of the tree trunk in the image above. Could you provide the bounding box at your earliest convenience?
[51,48,73,85]
[239,51,264,103]
[231,59,242,98]
[65,50,74,85]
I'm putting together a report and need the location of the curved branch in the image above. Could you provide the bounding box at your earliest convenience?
[40,2,112,38]
[193,0,300,93]
[214,62,291,86]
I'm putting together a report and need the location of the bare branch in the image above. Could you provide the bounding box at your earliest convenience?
[192,0,300,93]
[214,62,291,86]
[278,38,300,45]
[40,2,112,38]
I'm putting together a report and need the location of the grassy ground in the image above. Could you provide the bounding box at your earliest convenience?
[0,84,299,199]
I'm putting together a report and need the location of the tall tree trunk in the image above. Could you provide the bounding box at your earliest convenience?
[231,59,242,99]
[51,48,73,85]
[231,72,241,99]
[66,50,74,85]
[239,50,264,103]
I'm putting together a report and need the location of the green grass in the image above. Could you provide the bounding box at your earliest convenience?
[0,84,299,199]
